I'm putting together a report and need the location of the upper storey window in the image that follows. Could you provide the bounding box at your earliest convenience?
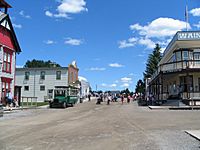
[176,51,181,61]
[182,51,188,60]
[3,48,12,73]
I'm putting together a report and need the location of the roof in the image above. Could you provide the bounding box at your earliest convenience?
[159,31,200,65]
[16,67,68,71]
[0,13,21,53]
[0,0,11,8]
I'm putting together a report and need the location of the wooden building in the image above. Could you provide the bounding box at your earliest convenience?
[0,0,21,104]
[148,31,200,105]
[16,62,79,102]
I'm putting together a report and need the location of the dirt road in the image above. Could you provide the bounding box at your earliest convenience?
[0,99,200,150]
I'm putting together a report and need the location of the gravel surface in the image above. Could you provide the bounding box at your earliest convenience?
[0,99,200,150]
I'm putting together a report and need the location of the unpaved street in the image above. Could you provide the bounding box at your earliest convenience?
[0,99,200,150]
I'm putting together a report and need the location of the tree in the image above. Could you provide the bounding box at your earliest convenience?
[24,59,61,68]
[120,88,130,96]
[144,44,162,78]
[135,79,145,94]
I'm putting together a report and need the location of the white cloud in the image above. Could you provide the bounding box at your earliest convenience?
[138,54,144,57]
[121,77,132,83]
[101,83,117,88]
[13,24,22,29]
[130,17,190,38]
[194,21,200,28]
[118,37,137,49]
[78,76,88,82]
[64,38,83,46]
[45,11,53,17]
[129,73,134,76]
[88,67,106,71]
[110,84,117,87]
[44,40,56,45]
[45,0,88,19]
[119,17,191,50]
[19,11,31,19]
[109,63,124,68]
[190,8,200,16]
[16,65,23,68]
[120,83,129,88]
[138,38,155,49]
[115,80,119,83]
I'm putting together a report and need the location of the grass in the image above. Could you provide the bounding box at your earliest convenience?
[21,102,49,107]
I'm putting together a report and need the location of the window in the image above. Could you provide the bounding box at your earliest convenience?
[56,71,61,80]
[3,50,12,73]
[182,51,188,60]
[40,85,45,91]
[1,81,10,98]
[40,71,45,80]
[25,72,30,80]
[74,72,76,81]
[194,52,200,65]
[24,86,29,91]
[71,72,73,82]
[176,51,181,61]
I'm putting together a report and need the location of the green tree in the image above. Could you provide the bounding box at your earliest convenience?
[24,59,61,68]
[144,44,162,78]
[120,88,130,96]
[135,79,145,94]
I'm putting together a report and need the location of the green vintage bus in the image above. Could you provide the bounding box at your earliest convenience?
[49,86,79,108]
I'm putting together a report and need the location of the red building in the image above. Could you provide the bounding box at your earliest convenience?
[0,0,21,104]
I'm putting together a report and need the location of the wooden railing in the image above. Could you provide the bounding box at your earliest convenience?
[150,60,200,82]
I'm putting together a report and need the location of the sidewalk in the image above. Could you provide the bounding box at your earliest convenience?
[185,130,200,141]
[149,105,200,110]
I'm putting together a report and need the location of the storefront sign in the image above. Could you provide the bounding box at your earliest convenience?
[178,32,200,40]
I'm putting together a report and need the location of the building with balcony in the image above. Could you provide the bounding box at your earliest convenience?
[148,31,200,105]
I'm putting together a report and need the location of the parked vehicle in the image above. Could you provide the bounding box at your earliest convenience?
[49,86,79,108]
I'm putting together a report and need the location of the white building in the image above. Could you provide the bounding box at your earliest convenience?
[16,67,68,102]
[78,76,90,99]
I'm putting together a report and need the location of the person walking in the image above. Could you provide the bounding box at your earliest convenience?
[127,94,131,104]
[6,90,13,110]
[121,94,124,105]
[88,93,91,102]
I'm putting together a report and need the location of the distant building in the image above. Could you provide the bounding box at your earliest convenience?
[147,31,200,105]
[0,1,21,104]
[16,62,79,102]
[78,76,90,99]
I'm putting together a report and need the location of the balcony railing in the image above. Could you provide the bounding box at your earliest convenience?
[150,60,200,82]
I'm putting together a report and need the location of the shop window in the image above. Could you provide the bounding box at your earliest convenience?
[24,86,29,91]
[1,81,10,98]
[40,85,45,91]
[25,72,30,80]
[40,71,45,80]
[56,71,61,80]
[180,76,193,92]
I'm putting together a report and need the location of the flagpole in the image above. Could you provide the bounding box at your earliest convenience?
[185,5,188,31]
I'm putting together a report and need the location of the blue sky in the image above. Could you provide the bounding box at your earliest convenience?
[5,0,200,91]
